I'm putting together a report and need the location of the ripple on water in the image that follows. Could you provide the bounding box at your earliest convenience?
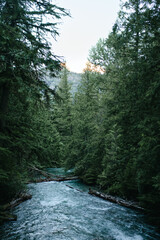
[0,179,160,240]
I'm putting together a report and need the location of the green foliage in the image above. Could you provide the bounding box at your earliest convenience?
[0,0,68,203]
[64,70,105,184]
[1,0,160,226]
[53,66,73,165]
[63,0,160,225]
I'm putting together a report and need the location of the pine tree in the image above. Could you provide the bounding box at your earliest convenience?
[88,0,160,223]
[54,65,73,164]
[66,68,104,184]
[0,0,69,130]
[0,0,69,202]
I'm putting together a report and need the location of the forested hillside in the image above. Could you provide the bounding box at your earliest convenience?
[0,0,69,202]
[59,0,160,224]
[0,0,160,226]
[45,71,82,94]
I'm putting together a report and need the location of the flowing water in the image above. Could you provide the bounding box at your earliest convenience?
[0,168,160,240]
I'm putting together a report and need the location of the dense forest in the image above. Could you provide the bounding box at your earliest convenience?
[0,0,160,226]
[0,0,69,201]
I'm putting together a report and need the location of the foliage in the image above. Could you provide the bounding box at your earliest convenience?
[63,0,160,225]
[1,0,160,226]
[53,65,73,165]
[0,0,68,203]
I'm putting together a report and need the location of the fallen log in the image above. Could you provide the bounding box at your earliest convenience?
[28,165,54,178]
[28,165,76,180]
[0,212,17,222]
[28,165,79,183]
[30,176,79,183]
[1,193,32,211]
[8,193,32,209]
[52,176,79,181]
[88,189,144,211]
[65,184,83,193]
[0,193,32,224]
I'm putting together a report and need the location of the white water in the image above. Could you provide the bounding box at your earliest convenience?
[0,169,160,240]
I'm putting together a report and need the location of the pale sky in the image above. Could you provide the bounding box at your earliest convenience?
[53,0,120,73]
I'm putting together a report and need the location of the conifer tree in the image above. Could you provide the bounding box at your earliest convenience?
[0,0,68,202]
[65,68,104,184]
[0,0,69,130]
[82,0,160,222]
[54,65,73,164]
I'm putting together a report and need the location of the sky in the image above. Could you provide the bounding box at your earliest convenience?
[53,0,120,73]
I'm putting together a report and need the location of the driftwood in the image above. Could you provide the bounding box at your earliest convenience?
[7,193,32,210]
[30,176,79,183]
[1,193,32,212]
[65,184,83,193]
[28,165,78,183]
[0,212,17,222]
[29,165,74,179]
[29,165,54,178]
[88,189,144,211]
[0,193,32,224]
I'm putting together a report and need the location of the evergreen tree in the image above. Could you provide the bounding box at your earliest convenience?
[65,68,104,184]
[80,0,160,223]
[0,0,69,130]
[54,65,73,164]
[0,0,68,202]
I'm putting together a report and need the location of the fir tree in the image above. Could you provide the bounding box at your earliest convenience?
[0,0,69,202]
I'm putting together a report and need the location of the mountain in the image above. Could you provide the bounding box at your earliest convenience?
[45,71,82,94]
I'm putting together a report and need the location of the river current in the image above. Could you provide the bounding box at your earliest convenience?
[0,168,160,240]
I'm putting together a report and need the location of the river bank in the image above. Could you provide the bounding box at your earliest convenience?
[1,168,160,239]
[1,174,160,240]
[0,167,149,225]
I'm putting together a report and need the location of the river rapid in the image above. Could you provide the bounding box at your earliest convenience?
[0,168,160,240]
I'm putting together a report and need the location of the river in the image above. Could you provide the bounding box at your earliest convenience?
[0,168,160,240]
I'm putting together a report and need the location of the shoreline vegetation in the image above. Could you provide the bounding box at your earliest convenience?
[0,192,32,224]
[29,166,145,211]
[0,0,159,229]
[0,167,144,225]
[88,189,144,211]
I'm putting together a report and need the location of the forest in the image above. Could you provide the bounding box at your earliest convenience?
[0,0,160,226]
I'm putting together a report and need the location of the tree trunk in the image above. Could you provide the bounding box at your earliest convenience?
[0,82,10,131]
[88,189,144,211]
[29,176,79,183]
[28,165,79,183]
[0,193,32,224]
